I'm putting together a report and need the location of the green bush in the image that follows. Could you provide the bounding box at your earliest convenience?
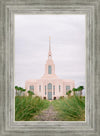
[59,96,64,99]
[52,96,85,121]
[15,96,50,121]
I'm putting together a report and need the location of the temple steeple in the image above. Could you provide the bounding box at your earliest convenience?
[48,36,52,59]
[41,37,58,79]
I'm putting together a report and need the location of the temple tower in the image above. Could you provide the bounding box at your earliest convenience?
[41,36,58,79]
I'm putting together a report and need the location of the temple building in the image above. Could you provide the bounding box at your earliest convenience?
[25,37,75,100]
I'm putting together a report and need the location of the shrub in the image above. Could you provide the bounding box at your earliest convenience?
[52,96,85,121]
[59,96,64,99]
[15,96,50,121]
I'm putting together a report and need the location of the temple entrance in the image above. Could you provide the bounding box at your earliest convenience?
[48,83,52,100]
[48,92,52,100]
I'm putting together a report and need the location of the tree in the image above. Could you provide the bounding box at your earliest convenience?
[15,86,26,96]
[22,89,26,96]
[28,90,34,96]
[22,89,26,92]
[77,86,84,97]
[66,90,72,97]
[15,86,18,96]
[72,88,77,96]
[68,90,72,97]
[18,87,23,96]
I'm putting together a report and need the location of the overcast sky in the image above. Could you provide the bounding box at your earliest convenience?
[15,15,86,94]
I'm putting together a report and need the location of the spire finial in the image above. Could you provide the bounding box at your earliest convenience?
[48,36,52,59]
[49,36,51,51]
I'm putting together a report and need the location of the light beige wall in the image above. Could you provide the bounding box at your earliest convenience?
[25,79,75,99]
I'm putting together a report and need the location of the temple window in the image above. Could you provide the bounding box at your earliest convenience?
[53,85,55,91]
[39,85,41,92]
[53,86,55,95]
[53,91,55,95]
[45,86,46,95]
[48,83,52,90]
[66,86,70,91]
[30,85,34,90]
[48,65,52,74]
[59,85,61,92]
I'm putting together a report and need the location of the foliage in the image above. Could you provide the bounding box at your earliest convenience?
[15,96,50,121]
[15,86,26,96]
[72,88,77,95]
[77,86,84,91]
[66,90,72,96]
[28,90,34,96]
[59,96,64,99]
[52,96,85,121]
[77,86,84,97]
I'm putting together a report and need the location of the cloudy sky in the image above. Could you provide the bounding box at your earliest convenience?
[15,15,86,94]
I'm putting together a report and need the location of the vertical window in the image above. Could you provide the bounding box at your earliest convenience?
[45,86,46,91]
[30,86,34,90]
[48,83,52,90]
[59,85,61,92]
[53,91,55,95]
[66,86,70,91]
[53,85,55,95]
[53,85,55,91]
[39,85,41,92]
[45,85,46,95]
[48,65,52,74]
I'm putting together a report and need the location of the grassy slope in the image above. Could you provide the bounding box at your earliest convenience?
[52,96,85,121]
[15,96,50,121]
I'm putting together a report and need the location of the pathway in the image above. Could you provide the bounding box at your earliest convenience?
[33,104,59,121]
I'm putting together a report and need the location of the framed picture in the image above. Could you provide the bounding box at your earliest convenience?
[15,15,85,121]
[0,0,100,136]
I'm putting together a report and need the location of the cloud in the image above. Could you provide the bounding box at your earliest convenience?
[15,15,86,92]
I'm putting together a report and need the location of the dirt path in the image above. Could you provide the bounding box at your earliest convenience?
[33,104,59,121]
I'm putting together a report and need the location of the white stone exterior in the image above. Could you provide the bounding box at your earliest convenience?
[25,37,75,100]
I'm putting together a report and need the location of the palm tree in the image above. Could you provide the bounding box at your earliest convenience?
[77,86,84,97]
[28,90,34,96]
[22,88,26,96]
[21,87,24,96]
[68,90,72,97]
[15,86,26,96]
[23,89,26,92]
[72,88,77,96]
[17,87,23,96]
[66,90,72,97]
[15,86,18,96]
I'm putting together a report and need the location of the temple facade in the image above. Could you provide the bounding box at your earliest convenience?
[25,37,75,100]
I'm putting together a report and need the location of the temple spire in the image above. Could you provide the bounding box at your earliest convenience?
[48,36,52,59]
[49,36,51,51]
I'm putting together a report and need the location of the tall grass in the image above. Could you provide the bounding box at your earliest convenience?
[52,96,85,121]
[15,96,50,121]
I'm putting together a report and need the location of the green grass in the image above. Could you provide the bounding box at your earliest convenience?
[15,96,85,121]
[15,96,50,121]
[52,96,85,121]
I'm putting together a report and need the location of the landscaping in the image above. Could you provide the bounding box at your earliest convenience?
[15,86,85,121]
[15,96,50,121]
[52,96,85,121]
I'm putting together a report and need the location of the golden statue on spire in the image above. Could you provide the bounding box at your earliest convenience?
[49,36,51,51]
[48,36,52,58]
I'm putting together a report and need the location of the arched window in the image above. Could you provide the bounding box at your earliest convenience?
[48,65,52,74]
[48,83,52,90]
